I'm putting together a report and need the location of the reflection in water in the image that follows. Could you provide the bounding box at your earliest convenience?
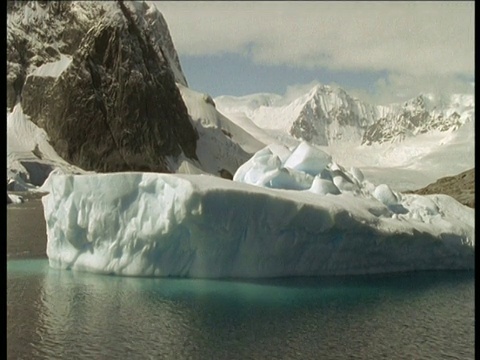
[7,260,474,360]
[7,199,47,260]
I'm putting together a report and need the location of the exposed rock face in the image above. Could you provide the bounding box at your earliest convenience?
[17,161,55,187]
[7,1,197,173]
[219,169,233,180]
[407,168,475,208]
[362,95,466,145]
[289,85,375,145]
[289,90,471,146]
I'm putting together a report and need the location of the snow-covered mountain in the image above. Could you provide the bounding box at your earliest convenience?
[6,1,474,195]
[172,84,265,178]
[7,1,256,190]
[215,84,474,147]
[216,85,375,146]
[215,84,474,191]
[7,1,198,180]
[364,93,474,145]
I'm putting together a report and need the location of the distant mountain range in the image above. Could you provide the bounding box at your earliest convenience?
[215,85,474,146]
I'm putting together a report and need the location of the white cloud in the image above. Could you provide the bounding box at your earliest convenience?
[150,1,474,102]
[345,73,475,104]
[274,74,475,106]
[152,1,474,78]
[281,80,322,104]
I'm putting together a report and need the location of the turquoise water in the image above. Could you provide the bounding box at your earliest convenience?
[7,260,474,360]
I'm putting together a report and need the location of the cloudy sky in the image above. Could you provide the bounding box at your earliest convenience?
[152,1,474,104]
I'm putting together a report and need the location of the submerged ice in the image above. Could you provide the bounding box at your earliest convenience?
[43,141,474,278]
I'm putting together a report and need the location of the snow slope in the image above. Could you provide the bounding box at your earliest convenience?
[7,104,87,191]
[169,84,265,177]
[324,119,475,191]
[178,84,264,154]
[31,54,72,77]
[42,144,473,278]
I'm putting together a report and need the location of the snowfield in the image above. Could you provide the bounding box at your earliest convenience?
[42,142,474,278]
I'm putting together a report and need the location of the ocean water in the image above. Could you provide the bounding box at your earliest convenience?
[7,200,475,360]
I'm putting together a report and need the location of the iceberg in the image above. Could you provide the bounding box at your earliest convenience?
[43,143,474,277]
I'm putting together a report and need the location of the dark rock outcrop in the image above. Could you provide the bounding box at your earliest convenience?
[407,168,475,208]
[219,169,233,180]
[17,161,55,187]
[8,1,198,173]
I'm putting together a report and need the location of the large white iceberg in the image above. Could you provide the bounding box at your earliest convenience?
[43,145,474,277]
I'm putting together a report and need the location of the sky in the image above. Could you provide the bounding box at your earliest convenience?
[151,1,474,104]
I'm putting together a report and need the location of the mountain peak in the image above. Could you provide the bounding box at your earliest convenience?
[216,84,474,147]
[8,0,197,177]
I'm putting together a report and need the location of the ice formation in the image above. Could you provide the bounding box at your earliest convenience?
[43,141,474,278]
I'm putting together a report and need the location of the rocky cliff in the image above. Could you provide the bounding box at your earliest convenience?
[7,0,197,173]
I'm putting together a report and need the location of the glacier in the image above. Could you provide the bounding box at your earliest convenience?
[42,142,474,278]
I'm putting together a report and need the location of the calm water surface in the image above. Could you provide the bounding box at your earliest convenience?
[7,199,475,359]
